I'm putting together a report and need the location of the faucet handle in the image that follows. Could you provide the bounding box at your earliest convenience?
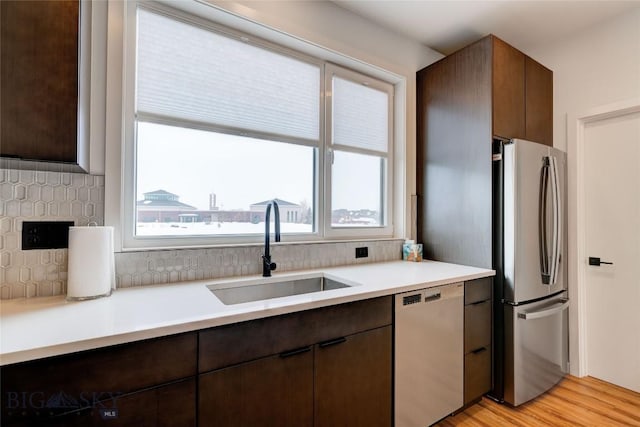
[262,255,277,274]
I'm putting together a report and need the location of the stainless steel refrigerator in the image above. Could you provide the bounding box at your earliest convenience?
[491,138,569,406]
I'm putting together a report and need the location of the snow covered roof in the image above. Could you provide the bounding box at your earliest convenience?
[250,198,300,207]
[143,189,177,197]
[138,189,196,209]
[136,199,197,209]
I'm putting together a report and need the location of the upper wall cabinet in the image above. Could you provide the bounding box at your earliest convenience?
[0,0,90,172]
[492,35,553,146]
[524,56,553,146]
[492,37,526,141]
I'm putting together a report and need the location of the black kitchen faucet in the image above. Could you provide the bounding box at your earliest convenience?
[262,200,280,277]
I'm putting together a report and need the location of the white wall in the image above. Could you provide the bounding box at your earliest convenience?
[210,1,442,75]
[205,0,444,238]
[526,7,640,376]
[528,8,640,152]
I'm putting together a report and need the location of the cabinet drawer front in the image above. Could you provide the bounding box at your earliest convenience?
[464,277,492,305]
[464,348,492,404]
[199,310,314,372]
[464,300,492,352]
[314,295,392,344]
[199,296,392,372]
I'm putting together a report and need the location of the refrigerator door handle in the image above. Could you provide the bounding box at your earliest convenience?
[538,156,562,285]
[549,156,562,285]
[518,299,569,320]
[539,157,551,283]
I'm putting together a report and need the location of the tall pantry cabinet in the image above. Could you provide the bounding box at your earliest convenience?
[416,34,553,269]
[416,34,553,405]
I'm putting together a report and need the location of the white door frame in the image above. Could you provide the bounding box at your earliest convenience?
[567,97,640,377]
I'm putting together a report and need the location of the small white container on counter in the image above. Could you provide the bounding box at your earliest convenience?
[67,226,115,300]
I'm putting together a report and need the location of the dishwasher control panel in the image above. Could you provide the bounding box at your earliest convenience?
[402,294,422,305]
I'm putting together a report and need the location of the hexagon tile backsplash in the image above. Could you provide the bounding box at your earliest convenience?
[1,168,403,300]
[0,168,105,299]
[113,240,404,289]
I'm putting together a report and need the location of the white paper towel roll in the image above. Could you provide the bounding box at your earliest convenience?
[67,226,115,300]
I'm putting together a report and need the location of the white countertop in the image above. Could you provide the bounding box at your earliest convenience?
[0,260,494,366]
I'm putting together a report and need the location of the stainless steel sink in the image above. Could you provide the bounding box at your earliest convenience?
[207,274,352,305]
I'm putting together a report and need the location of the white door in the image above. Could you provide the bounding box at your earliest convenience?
[584,110,640,393]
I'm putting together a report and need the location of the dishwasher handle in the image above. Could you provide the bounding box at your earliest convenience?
[424,292,441,303]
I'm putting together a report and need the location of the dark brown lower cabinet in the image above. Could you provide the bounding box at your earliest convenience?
[0,333,197,426]
[315,326,392,427]
[2,379,196,427]
[107,379,196,427]
[463,278,493,405]
[197,297,393,427]
[1,297,393,427]
[464,348,492,404]
[199,349,314,427]
[198,325,392,427]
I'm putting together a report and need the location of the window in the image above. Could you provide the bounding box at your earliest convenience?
[119,2,394,249]
[325,66,392,233]
[135,123,316,236]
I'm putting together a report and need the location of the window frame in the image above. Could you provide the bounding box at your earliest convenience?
[110,0,399,251]
[324,64,394,238]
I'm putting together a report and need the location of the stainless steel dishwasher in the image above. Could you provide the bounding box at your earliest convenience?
[395,282,464,427]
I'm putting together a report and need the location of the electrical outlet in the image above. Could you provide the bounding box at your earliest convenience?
[22,221,74,250]
[355,247,368,258]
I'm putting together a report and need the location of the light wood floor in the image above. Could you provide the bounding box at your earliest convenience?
[436,376,640,426]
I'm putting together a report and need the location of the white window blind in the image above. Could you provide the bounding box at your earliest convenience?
[136,8,320,142]
[332,76,389,153]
